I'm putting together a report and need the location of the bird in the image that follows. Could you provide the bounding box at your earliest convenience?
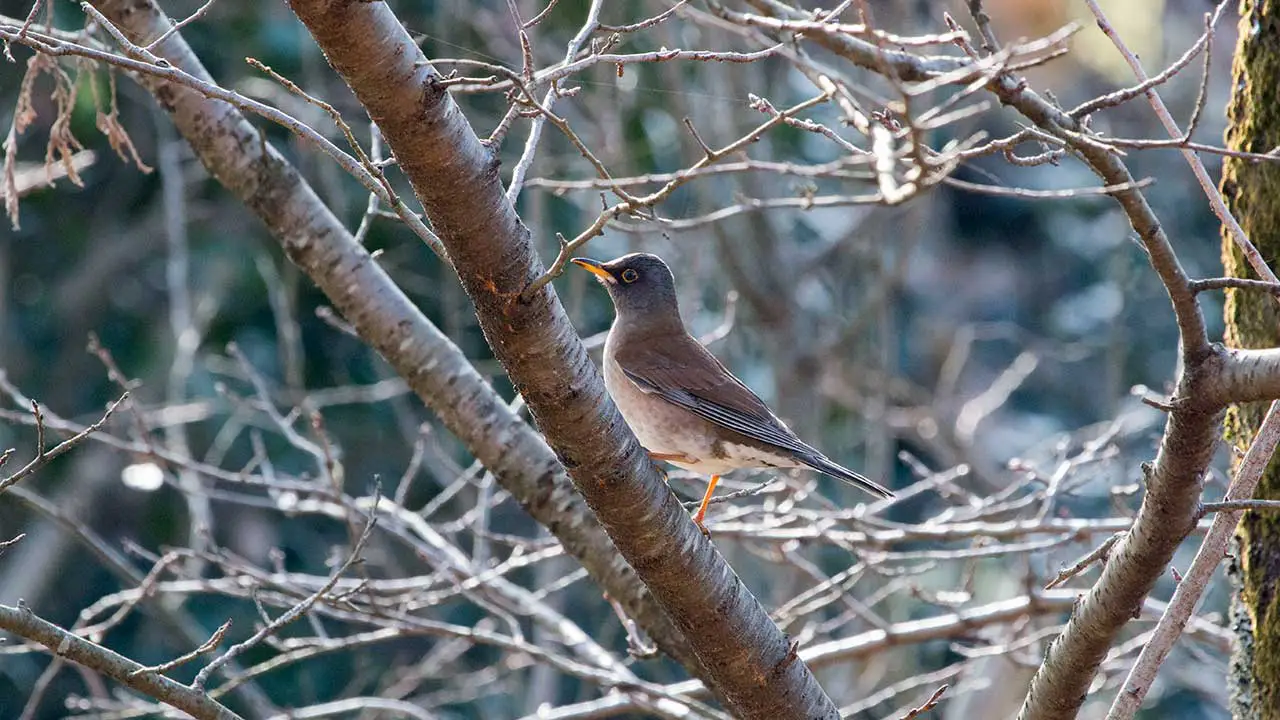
[571,252,893,534]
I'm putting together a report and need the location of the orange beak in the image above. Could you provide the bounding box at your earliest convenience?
[570,257,614,283]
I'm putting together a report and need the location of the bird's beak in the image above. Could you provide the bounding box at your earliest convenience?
[570,257,615,284]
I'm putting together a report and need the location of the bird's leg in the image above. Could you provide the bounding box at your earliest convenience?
[691,475,720,538]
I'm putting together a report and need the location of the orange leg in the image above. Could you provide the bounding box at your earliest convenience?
[691,475,721,537]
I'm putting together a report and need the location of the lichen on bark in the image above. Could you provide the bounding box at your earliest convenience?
[1221,2,1280,717]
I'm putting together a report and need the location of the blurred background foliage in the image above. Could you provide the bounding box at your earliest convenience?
[0,0,1244,717]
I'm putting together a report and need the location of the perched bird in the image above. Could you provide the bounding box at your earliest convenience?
[572,252,893,534]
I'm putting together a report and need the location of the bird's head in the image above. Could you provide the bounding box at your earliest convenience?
[570,253,680,324]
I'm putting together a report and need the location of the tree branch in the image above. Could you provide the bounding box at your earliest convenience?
[731,3,1227,719]
[281,0,843,715]
[1107,400,1280,719]
[0,602,242,720]
[86,0,700,680]
[1207,347,1280,405]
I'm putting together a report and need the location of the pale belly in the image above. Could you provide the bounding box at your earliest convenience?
[602,349,798,477]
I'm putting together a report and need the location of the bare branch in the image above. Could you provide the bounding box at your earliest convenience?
[0,12,444,256]
[503,0,603,202]
[191,497,377,689]
[0,385,126,496]
[899,684,949,720]
[0,602,242,720]
[281,0,845,713]
[1044,532,1124,591]
[1190,277,1280,296]
[1082,0,1272,289]
[74,0,703,680]
[1108,402,1280,718]
[129,619,231,678]
[1201,499,1280,513]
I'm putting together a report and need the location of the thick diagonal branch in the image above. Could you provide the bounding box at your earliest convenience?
[87,0,699,680]
[280,0,841,716]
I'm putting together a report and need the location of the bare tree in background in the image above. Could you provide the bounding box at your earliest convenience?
[2,0,1279,718]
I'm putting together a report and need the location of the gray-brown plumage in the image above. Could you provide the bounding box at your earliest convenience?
[572,253,893,532]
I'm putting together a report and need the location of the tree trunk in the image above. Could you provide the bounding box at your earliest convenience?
[1222,2,1280,718]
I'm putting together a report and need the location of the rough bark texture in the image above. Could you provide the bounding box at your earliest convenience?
[1222,2,1280,717]
[281,0,841,716]
[87,0,704,683]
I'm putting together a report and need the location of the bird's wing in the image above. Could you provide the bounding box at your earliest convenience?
[612,334,817,458]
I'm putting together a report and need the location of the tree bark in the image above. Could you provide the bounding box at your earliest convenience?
[0,604,242,720]
[280,0,842,716]
[1221,2,1280,717]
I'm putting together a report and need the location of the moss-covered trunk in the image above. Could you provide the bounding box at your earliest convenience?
[1222,2,1280,717]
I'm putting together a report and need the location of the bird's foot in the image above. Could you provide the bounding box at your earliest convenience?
[691,474,720,540]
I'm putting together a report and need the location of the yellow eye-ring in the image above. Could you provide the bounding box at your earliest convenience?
[620,268,639,283]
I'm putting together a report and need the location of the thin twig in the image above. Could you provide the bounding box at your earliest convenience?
[522,0,561,28]
[144,0,218,51]
[0,387,127,496]
[0,14,444,257]
[191,496,378,689]
[130,620,232,677]
[1201,499,1280,513]
[0,533,25,556]
[681,476,781,513]
[503,0,604,202]
[1044,532,1124,590]
[1189,277,1280,296]
[899,683,948,719]
[603,593,658,658]
[1082,0,1272,286]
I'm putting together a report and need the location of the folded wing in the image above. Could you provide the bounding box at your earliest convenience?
[613,334,893,499]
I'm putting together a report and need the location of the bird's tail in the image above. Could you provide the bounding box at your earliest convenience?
[799,453,894,499]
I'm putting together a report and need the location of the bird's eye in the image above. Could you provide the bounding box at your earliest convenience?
[620,268,639,283]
